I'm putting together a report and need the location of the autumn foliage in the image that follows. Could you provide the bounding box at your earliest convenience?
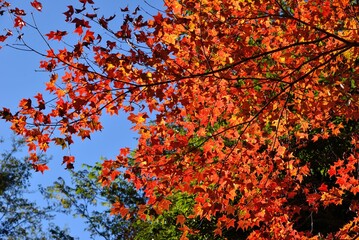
[2,0,359,238]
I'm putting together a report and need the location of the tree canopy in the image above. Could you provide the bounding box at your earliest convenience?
[2,0,359,238]
[43,163,145,240]
[0,138,73,239]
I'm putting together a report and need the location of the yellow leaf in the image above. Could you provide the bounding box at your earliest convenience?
[106,63,115,71]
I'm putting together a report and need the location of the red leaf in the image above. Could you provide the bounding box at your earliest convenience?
[72,18,90,28]
[78,129,91,140]
[0,108,13,121]
[306,193,321,206]
[106,14,116,21]
[99,17,108,29]
[318,183,328,192]
[74,26,83,35]
[45,30,67,41]
[176,214,186,225]
[120,147,130,156]
[79,0,94,4]
[14,16,26,29]
[62,156,75,169]
[110,202,129,217]
[85,13,97,19]
[328,166,336,177]
[121,6,129,12]
[63,5,74,22]
[110,170,120,181]
[155,199,171,214]
[30,1,42,11]
[34,164,49,174]
[19,98,32,110]
[10,8,26,16]
[83,30,95,42]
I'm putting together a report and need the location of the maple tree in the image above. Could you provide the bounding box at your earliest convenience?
[2,0,359,238]
[45,161,245,239]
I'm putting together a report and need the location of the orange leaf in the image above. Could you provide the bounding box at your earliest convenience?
[34,164,49,174]
[176,214,186,225]
[74,26,83,35]
[318,183,328,192]
[46,30,67,41]
[62,156,75,169]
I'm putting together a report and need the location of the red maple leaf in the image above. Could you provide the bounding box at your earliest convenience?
[34,164,49,174]
[45,30,67,41]
[30,1,42,11]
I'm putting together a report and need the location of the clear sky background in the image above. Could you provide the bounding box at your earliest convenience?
[0,0,164,238]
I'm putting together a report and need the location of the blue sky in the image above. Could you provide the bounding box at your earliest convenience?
[0,0,164,238]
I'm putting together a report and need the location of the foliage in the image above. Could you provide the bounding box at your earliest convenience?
[0,138,73,239]
[2,0,359,238]
[134,191,249,240]
[42,163,145,240]
[44,162,245,239]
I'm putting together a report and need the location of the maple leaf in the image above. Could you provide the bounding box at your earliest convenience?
[318,183,328,192]
[72,18,90,28]
[53,137,67,149]
[120,147,130,156]
[63,5,74,21]
[4,0,359,237]
[79,0,94,5]
[328,166,336,177]
[110,170,119,181]
[30,1,42,11]
[45,30,67,41]
[0,35,7,42]
[127,113,148,124]
[0,108,13,121]
[19,98,32,110]
[154,199,171,214]
[74,26,83,35]
[85,13,97,19]
[74,26,84,35]
[176,214,186,225]
[62,156,75,169]
[110,202,128,217]
[10,8,26,16]
[14,16,25,29]
[83,29,95,42]
[78,129,91,140]
[34,164,49,174]
[307,193,321,206]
